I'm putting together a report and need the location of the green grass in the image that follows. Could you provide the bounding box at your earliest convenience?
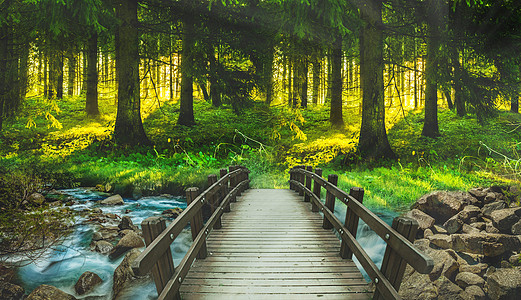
[1,96,519,210]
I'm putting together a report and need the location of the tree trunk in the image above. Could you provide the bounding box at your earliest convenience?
[114,0,150,145]
[68,50,76,96]
[199,83,210,102]
[292,56,299,107]
[422,0,441,138]
[312,55,321,105]
[18,43,30,103]
[209,49,221,107]
[265,48,274,106]
[44,49,48,98]
[178,17,196,126]
[86,32,99,116]
[81,49,87,94]
[330,35,344,127]
[300,57,308,108]
[445,90,454,110]
[358,0,395,160]
[56,53,64,99]
[0,23,8,131]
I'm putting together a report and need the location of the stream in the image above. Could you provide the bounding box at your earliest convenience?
[13,188,399,299]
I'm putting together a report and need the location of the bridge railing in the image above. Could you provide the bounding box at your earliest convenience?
[131,165,250,300]
[289,165,434,300]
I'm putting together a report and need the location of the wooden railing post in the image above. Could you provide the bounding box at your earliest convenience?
[229,165,238,200]
[340,187,364,259]
[298,165,305,196]
[373,217,419,300]
[141,216,180,299]
[312,168,322,212]
[207,174,221,229]
[244,166,250,190]
[186,187,207,259]
[304,165,312,202]
[322,174,338,229]
[220,168,230,213]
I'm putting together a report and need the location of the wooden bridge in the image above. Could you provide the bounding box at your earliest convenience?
[132,166,434,300]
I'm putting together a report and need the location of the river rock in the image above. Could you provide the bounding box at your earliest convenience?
[109,231,144,259]
[490,208,521,234]
[162,207,183,219]
[26,284,76,300]
[118,216,138,231]
[482,201,507,218]
[0,281,24,300]
[100,195,124,206]
[94,240,113,254]
[412,191,471,223]
[113,248,141,298]
[485,267,521,300]
[455,272,485,289]
[460,285,486,300]
[74,271,102,295]
[91,232,103,242]
[28,192,46,205]
[405,209,435,230]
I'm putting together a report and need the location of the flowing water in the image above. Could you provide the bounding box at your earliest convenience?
[13,189,400,298]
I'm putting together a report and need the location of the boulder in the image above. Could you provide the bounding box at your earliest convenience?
[484,192,498,205]
[462,224,480,234]
[443,215,463,234]
[470,222,486,231]
[0,281,24,300]
[424,228,434,238]
[509,254,520,266]
[459,205,481,223]
[482,242,504,257]
[118,216,138,231]
[485,223,500,234]
[28,192,46,205]
[91,232,103,242]
[405,209,435,230]
[26,284,76,300]
[459,263,488,276]
[460,285,486,300]
[482,201,507,218]
[455,272,485,289]
[451,233,521,257]
[435,277,463,299]
[485,267,521,300]
[412,191,470,223]
[109,231,144,259]
[427,234,452,249]
[469,188,487,203]
[94,240,113,254]
[74,271,103,295]
[433,225,448,234]
[490,208,521,234]
[399,266,438,300]
[100,194,124,206]
[162,207,183,219]
[113,248,141,298]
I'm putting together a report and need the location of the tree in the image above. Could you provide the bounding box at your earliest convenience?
[177,15,196,126]
[114,0,150,145]
[358,0,395,159]
[421,0,443,138]
[329,34,344,127]
[86,32,99,115]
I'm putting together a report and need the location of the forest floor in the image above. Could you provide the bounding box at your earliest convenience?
[1,95,521,211]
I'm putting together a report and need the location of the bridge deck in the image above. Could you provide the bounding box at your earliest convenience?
[179,189,372,299]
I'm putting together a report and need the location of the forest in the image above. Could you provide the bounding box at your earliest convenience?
[1,0,521,297]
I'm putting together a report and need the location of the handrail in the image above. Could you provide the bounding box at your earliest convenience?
[289,166,434,300]
[131,165,250,299]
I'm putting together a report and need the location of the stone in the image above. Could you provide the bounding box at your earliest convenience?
[162,207,183,219]
[91,232,103,242]
[469,188,487,202]
[405,209,436,230]
[459,263,488,276]
[455,272,485,289]
[462,224,480,234]
[118,229,135,237]
[485,267,521,300]
[484,192,497,204]
[399,267,438,300]
[482,201,507,217]
[100,194,124,206]
[424,228,434,238]
[444,215,463,234]
[470,222,486,230]
[485,223,500,234]
[459,205,481,223]
[28,192,46,205]
[74,271,103,295]
[427,234,452,249]
[460,285,486,300]
[118,216,137,231]
[412,191,470,223]
[94,240,113,254]
[435,276,464,299]
[433,225,448,234]
[26,284,76,300]
[509,254,520,266]
[512,219,521,235]
[490,208,521,234]
[0,281,24,300]
[451,233,521,256]
[482,242,504,257]
[109,231,144,259]
[113,248,141,298]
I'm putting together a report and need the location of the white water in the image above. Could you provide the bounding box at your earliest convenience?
[14,189,398,298]
[16,188,190,299]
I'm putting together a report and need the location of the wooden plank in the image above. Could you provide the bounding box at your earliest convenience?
[181,293,372,300]
[185,272,365,280]
[180,285,371,294]
[181,278,369,286]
